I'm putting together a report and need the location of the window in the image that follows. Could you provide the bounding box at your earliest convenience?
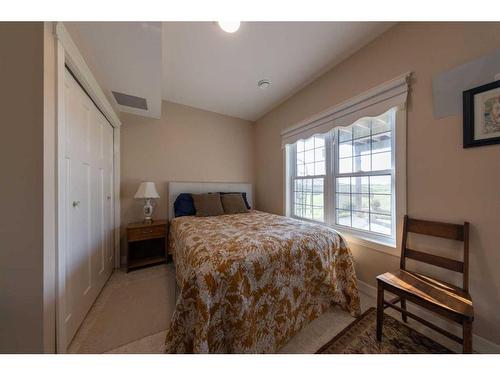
[291,135,326,222]
[333,111,394,237]
[287,108,398,246]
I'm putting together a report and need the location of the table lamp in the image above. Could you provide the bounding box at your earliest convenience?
[134,181,160,223]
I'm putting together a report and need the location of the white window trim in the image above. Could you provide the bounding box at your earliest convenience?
[287,136,329,224]
[285,106,407,257]
[334,106,406,256]
[281,72,411,146]
[331,109,396,246]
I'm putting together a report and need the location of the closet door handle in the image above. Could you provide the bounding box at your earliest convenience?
[107,196,111,200]
[72,201,80,208]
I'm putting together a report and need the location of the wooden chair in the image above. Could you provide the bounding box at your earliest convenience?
[376,215,474,353]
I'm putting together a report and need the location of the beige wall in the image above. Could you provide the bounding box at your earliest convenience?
[0,21,112,354]
[42,22,57,354]
[254,22,500,346]
[2,20,499,352]
[120,101,254,258]
[0,22,45,353]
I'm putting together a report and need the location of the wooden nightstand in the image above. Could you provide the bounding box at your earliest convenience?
[126,220,168,272]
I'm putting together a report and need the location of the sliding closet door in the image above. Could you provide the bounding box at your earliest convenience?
[89,107,114,294]
[62,69,114,348]
[102,117,115,278]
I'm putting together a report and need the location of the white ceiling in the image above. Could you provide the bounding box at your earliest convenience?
[68,22,163,118]
[68,22,394,122]
[163,22,395,121]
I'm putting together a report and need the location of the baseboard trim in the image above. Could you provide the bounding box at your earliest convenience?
[357,280,500,353]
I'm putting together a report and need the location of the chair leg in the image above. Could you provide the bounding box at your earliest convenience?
[463,320,473,354]
[376,280,384,341]
[401,298,408,323]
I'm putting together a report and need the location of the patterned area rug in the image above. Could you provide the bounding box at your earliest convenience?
[317,307,454,354]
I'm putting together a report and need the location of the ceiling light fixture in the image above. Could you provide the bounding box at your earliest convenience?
[258,79,271,90]
[217,21,240,33]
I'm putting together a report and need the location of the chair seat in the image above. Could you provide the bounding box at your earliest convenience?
[377,270,474,319]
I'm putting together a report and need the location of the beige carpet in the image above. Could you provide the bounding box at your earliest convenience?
[68,263,458,354]
[68,265,176,353]
[68,263,370,354]
[106,330,168,354]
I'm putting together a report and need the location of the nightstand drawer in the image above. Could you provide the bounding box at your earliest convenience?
[128,224,165,242]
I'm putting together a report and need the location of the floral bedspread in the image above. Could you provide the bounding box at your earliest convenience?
[165,210,360,353]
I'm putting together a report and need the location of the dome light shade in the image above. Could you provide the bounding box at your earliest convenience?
[218,21,240,33]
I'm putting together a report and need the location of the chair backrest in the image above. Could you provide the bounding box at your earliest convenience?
[400,215,470,292]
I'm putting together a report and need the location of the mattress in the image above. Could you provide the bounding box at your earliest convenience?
[165,210,360,353]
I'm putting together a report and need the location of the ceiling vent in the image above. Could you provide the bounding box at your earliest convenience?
[112,91,148,110]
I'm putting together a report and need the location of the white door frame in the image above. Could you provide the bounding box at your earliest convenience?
[54,22,121,353]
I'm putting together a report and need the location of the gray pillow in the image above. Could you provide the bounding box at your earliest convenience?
[221,193,249,214]
[192,193,224,217]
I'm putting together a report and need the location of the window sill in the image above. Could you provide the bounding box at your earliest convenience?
[289,215,400,258]
[332,227,399,258]
[290,215,325,225]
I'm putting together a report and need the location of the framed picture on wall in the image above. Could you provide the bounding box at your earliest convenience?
[463,80,500,148]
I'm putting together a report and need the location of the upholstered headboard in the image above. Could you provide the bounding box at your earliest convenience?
[167,181,253,220]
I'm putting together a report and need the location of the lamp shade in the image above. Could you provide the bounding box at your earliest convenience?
[134,182,160,199]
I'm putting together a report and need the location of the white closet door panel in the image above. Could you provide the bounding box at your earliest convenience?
[90,108,105,291]
[103,117,114,169]
[94,109,113,291]
[103,120,114,272]
[103,118,115,273]
[62,78,73,327]
[70,162,92,300]
[63,158,72,325]
[106,174,114,268]
[64,76,94,341]
[62,69,115,348]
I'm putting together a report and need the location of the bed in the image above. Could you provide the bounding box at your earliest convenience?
[164,182,361,353]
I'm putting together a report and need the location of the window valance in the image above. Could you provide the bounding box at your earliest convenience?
[281,72,411,147]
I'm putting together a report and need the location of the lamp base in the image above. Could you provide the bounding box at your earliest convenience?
[143,199,154,224]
